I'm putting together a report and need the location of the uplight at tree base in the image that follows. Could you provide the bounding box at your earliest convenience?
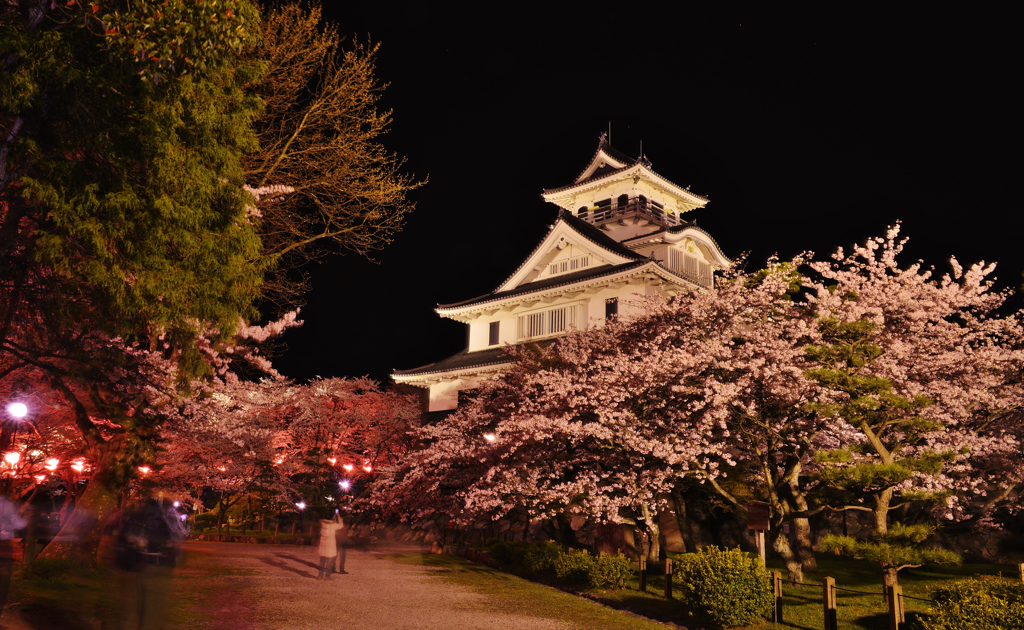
[3,452,20,466]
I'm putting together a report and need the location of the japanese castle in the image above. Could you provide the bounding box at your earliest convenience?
[393,135,731,411]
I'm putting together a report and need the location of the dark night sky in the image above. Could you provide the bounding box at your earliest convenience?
[271,5,1020,385]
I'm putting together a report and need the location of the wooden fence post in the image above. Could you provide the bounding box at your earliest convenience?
[887,585,905,630]
[638,556,646,592]
[1018,563,1023,584]
[771,570,783,623]
[823,576,837,630]
[664,558,673,599]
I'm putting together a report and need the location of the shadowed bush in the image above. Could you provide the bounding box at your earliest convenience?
[914,577,1024,630]
[672,546,773,629]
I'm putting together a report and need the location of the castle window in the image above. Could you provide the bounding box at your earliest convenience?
[549,255,591,276]
[605,298,618,320]
[668,248,713,287]
[516,304,579,341]
[489,321,500,346]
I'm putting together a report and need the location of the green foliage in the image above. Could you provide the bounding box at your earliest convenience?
[589,553,633,589]
[520,541,561,574]
[746,261,803,297]
[96,0,258,82]
[916,577,1024,630]
[819,531,960,570]
[671,546,773,628]
[16,558,82,590]
[2,2,266,375]
[818,462,916,492]
[193,512,219,529]
[485,540,632,590]
[553,548,594,584]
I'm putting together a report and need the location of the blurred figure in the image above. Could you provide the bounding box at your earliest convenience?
[316,512,343,581]
[111,498,182,630]
[333,510,348,575]
[0,496,27,613]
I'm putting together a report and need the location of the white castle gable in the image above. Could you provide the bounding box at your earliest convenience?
[394,136,731,412]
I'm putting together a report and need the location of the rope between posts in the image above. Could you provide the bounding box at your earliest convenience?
[832,585,883,596]
[781,581,935,603]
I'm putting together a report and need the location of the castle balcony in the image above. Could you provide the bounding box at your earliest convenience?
[576,196,683,228]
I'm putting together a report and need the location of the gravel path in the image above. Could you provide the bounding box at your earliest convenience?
[183,542,573,630]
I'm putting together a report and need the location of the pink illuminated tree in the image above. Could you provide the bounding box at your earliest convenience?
[802,226,1024,587]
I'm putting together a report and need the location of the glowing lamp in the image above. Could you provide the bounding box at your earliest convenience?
[339,480,351,490]
[218,466,227,472]
[173,501,181,508]
[34,474,46,483]
[327,457,337,465]
[7,402,28,419]
[362,464,373,473]
[295,501,306,510]
[138,465,151,474]
[71,462,85,473]
[4,452,20,466]
[342,464,354,472]
[483,433,496,443]
[44,458,59,471]
[180,514,188,522]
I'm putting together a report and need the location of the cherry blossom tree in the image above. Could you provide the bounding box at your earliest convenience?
[372,230,1024,580]
[804,226,1024,588]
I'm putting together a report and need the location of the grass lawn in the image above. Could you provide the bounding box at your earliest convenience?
[388,552,676,629]
[758,555,1020,630]
[393,550,1020,630]
[4,550,253,629]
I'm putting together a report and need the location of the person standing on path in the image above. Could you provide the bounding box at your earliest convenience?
[333,512,348,575]
[316,512,343,580]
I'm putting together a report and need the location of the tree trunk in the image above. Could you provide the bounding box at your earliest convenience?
[670,490,691,553]
[769,524,804,584]
[640,504,661,562]
[37,442,127,563]
[882,564,899,588]
[792,516,818,573]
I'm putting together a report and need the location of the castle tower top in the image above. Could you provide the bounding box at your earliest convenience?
[541,134,709,242]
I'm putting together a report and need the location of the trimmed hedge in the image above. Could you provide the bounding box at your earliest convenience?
[916,577,1024,630]
[485,540,632,590]
[672,546,773,629]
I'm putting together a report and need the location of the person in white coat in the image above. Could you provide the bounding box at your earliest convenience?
[316,512,343,580]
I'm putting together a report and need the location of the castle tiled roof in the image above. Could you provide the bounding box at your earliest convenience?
[393,346,513,377]
[437,261,646,311]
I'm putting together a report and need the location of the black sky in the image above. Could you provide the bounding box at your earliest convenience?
[271,5,1021,385]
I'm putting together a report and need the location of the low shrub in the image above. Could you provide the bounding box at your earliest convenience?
[486,539,516,566]
[915,577,1024,630]
[520,541,560,574]
[672,546,773,629]
[554,548,594,584]
[485,540,633,590]
[589,553,632,589]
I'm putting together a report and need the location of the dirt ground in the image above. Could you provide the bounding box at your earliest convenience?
[172,541,573,630]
